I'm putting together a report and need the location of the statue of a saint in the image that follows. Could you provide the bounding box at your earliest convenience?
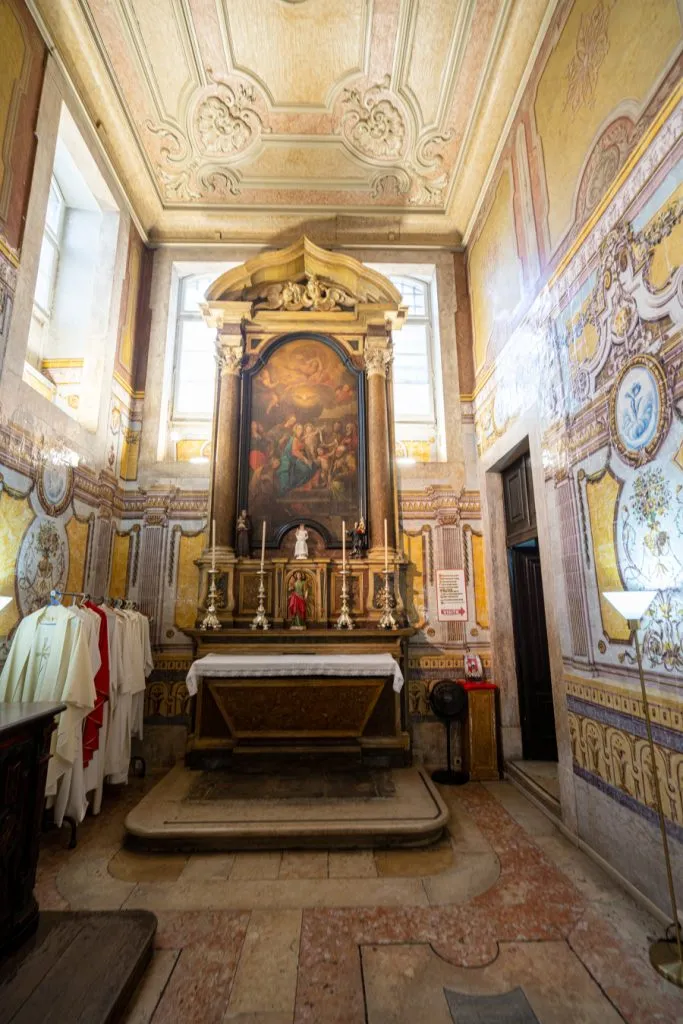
[236,509,252,558]
[348,517,367,558]
[294,523,309,560]
[287,571,309,629]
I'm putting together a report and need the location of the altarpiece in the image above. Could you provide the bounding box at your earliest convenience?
[186,237,414,766]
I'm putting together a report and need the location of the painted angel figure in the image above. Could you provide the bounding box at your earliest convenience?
[294,523,309,560]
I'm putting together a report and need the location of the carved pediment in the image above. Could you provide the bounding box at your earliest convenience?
[203,236,405,330]
[248,273,356,313]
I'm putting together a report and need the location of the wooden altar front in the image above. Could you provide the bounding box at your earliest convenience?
[188,237,412,765]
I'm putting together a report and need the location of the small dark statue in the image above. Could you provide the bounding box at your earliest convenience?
[347,516,367,558]
[236,509,252,558]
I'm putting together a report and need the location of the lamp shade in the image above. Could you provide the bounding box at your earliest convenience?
[0,596,12,612]
[603,590,657,621]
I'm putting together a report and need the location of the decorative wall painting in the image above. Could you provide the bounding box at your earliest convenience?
[609,354,669,465]
[242,335,364,547]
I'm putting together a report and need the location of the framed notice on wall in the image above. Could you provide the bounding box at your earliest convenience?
[436,569,468,621]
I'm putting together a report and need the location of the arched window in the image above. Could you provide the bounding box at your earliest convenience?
[387,272,442,462]
[171,273,219,421]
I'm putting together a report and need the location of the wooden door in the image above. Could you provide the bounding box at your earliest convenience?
[509,544,557,760]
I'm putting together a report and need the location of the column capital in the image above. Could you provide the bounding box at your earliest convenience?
[364,340,393,379]
[215,335,245,377]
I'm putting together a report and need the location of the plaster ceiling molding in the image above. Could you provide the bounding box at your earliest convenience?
[335,74,454,207]
[29,0,554,242]
[145,73,270,202]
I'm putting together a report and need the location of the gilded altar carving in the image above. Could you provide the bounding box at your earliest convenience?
[253,273,356,313]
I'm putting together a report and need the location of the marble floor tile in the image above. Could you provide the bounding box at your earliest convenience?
[123,876,430,911]
[279,851,329,880]
[374,839,453,878]
[421,850,500,906]
[109,849,187,883]
[481,781,560,836]
[181,854,236,882]
[227,910,301,1018]
[532,834,624,904]
[231,852,282,880]
[361,940,624,1024]
[328,850,377,879]
[34,774,683,1024]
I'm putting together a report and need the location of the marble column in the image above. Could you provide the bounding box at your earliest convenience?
[364,335,396,555]
[211,330,244,552]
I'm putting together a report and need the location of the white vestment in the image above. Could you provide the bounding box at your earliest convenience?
[0,605,95,795]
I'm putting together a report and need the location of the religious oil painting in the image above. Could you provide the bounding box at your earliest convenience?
[244,336,363,546]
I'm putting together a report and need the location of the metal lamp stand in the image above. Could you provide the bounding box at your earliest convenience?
[629,617,683,987]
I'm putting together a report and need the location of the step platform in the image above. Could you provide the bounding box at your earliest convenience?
[124,762,449,852]
[0,911,156,1024]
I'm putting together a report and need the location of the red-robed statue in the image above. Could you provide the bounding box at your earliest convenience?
[287,571,308,629]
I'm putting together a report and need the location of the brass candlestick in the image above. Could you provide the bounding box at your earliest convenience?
[335,565,355,630]
[250,568,270,630]
[200,569,221,631]
[378,568,398,630]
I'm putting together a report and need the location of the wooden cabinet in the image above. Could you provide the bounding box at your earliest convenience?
[0,702,64,955]
[463,684,499,781]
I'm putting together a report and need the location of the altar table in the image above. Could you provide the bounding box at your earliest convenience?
[184,648,410,768]
[186,653,404,696]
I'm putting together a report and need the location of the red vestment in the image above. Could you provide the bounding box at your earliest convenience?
[82,602,110,766]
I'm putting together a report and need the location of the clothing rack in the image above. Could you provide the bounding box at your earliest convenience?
[37,589,149,848]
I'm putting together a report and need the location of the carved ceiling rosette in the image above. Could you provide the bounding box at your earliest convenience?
[339,75,408,162]
[335,75,453,208]
[146,74,269,204]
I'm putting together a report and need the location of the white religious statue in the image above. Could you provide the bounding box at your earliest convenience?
[294,523,309,560]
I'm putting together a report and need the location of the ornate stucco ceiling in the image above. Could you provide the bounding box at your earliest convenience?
[31,0,553,245]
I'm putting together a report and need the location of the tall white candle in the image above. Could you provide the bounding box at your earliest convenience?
[260,520,266,569]
[342,520,346,568]
[211,519,216,572]
[384,518,388,572]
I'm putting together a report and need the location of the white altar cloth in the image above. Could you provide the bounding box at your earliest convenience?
[186,653,404,697]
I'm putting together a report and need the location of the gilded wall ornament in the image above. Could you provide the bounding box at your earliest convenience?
[609,354,670,465]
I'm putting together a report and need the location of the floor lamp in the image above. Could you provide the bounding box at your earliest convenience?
[603,590,683,988]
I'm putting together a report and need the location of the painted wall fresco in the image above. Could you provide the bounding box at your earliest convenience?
[468,0,683,382]
[470,70,683,905]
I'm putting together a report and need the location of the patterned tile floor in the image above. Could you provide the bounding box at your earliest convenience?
[34,772,683,1023]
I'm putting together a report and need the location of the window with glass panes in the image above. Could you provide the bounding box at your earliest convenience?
[388,275,436,430]
[34,176,65,317]
[172,273,218,421]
